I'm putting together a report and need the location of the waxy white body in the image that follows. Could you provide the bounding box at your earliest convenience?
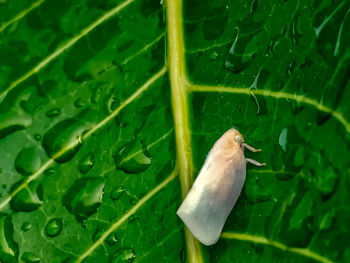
[177,128,264,246]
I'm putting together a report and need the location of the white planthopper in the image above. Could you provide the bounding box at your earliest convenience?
[177,128,265,246]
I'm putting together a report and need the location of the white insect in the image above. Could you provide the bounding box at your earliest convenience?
[177,128,265,246]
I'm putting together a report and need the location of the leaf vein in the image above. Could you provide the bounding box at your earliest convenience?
[75,170,177,263]
[0,0,45,33]
[188,84,350,132]
[0,67,167,211]
[221,232,335,263]
[0,0,134,101]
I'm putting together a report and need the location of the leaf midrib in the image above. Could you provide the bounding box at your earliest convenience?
[166,0,204,263]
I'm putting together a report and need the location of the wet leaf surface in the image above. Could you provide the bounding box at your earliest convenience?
[0,0,349,262]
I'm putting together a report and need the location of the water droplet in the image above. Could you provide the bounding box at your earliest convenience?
[0,91,8,104]
[42,110,93,163]
[317,210,334,231]
[15,147,41,175]
[106,232,118,246]
[112,248,135,263]
[106,95,117,113]
[0,214,19,261]
[229,27,239,55]
[21,251,40,263]
[91,87,102,103]
[74,98,85,108]
[290,13,302,45]
[210,50,218,60]
[34,133,41,141]
[0,111,32,139]
[224,60,234,69]
[318,166,337,195]
[62,177,105,222]
[45,218,63,237]
[225,27,255,74]
[44,168,55,176]
[278,128,288,152]
[114,140,151,174]
[46,108,60,118]
[21,222,32,232]
[110,187,125,201]
[10,181,43,212]
[290,100,304,115]
[225,55,253,74]
[81,219,87,228]
[79,152,95,174]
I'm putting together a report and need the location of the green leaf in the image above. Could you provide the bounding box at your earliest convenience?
[0,0,349,262]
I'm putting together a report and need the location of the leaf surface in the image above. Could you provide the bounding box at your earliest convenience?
[0,0,349,262]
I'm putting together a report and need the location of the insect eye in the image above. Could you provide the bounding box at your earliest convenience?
[234,135,242,143]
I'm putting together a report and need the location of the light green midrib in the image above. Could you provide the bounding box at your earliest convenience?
[165,0,205,263]
[221,232,335,263]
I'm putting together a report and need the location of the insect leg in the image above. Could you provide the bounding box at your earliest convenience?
[243,143,262,152]
[246,158,266,166]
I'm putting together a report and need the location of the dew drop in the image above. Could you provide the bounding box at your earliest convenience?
[44,168,55,176]
[81,219,87,228]
[91,87,102,103]
[224,60,234,69]
[45,218,63,237]
[21,251,40,263]
[42,110,93,163]
[110,187,125,201]
[62,177,105,222]
[290,100,304,115]
[278,128,288,152]
[91,226,104,242]
[74,98,85,108]
[0,91,8,104]
[112,248,135,263]
[10,181,43,212]
[106,95,117,113]
[210,50,218,60]
[0,111,32,139]
[79,152,95,174]
[114,140,151,174]
[21,222,32,232]
[317,210,334,231]
[0,214,18,261]
[106,232,118,246]
[34,133,41,141]
[15,147,41,175]
[46,108,60,118]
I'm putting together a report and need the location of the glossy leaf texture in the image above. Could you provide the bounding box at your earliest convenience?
[0,0,349,262]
